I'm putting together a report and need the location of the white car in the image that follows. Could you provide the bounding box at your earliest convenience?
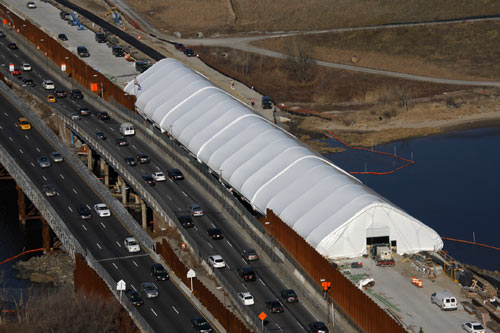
[26,2,36,8]
[188,203,204,216]
[42,80,55,90]
[462,322,485,333]
[93,203,111,217]
[237,292,254,306]
[152,171,166,182]
[208,255,226,269]
[21,63,32,71]
[124,237,140,253]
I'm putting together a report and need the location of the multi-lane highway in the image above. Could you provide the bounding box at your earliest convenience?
[0,16,323,332]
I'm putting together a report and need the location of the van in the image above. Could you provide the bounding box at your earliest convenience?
[120,123,135,136]
[431,291,458,310]
[95,32,107,43]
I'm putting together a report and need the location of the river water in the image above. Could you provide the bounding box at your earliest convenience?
[323,127,500,272]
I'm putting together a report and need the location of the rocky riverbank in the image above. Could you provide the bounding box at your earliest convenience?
[12,252,74,287]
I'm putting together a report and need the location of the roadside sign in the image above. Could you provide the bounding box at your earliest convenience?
[258,312,267,321]
[61,63,66,72]
[9,64,14,72]
[116,279,126,290]
[187,269,196,278]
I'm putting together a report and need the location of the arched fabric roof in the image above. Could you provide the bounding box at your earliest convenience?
[124,58,443,259]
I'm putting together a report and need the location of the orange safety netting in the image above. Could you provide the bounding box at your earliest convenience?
[441,237,500,251]
[0,248,44,265]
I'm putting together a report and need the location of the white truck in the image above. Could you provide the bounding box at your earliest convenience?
[120,123,135,136]
[370,244,395,267]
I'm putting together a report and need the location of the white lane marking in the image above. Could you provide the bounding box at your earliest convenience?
[259,279,266,287]
[182,191,188,197]
[112,263,118,269]
[19,149,23,154]
[155,165,160,171]
[177,207,182,211]
[211,223,216,228]
[42,176,47,181]
[226,241,233,248]
[72,188,77,194]
[207,242,213,249]
[81,224,87,231]
[68,206,73,212]
[3,112,7,116]
[100,222,106,229]
[96,243,102,250]
[167,195,172,201]
[132,260,138,267]
[60,174,65,179]
[276,323,282,330]
[150,308,158,317]
[194,226,198,231]
[171,306,179,315]
[30,162,35,167]
[109,127,115,131]
[115,241,121,247]
[241,258,247,264]
[132,144,137,149]
[0,125,2,129]
[8,136,13,141]
[131,284,136,291]
[226,264,231,270]
[36,147,40,152]
[24,135,29,140]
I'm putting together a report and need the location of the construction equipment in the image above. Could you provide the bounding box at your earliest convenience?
[68,12,85,30]
[371,244,395,266]
[105,7,123,26]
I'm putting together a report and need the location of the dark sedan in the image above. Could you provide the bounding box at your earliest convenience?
[8,42,18,50]
[58,33,68,41]
[70,89,84,99]
[124,156,137,166]
[280,289,299,303]
[77,204,92,220]
[184,48,196,57]
[151,263,169,281]
[142,175,156,186]
[55,89,66,98]
[177,215,194,228]
[116,137,129,147]
[125,290,144,307]
[167,168,184,180]
[207,228,224,240]
[266,300,284,313]
[136,153,150,164]
[97,111,110,120]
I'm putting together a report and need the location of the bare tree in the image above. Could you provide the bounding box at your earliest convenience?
[285,38,313,83]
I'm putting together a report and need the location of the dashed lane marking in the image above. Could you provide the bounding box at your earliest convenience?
[68,206,73,212]
[227,241,233,248]
[72,188,77,194]
[151,308,158,317]
[132,260,138,267]
[60,174,65,179]
[112,263,118,269]
[100,222,106,229]
[115,241,121,247]
[172,306,179,315]
[96,243,102,250]
[81,224,87,231]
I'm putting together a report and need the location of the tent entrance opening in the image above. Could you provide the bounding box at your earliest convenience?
[366,236,389,246]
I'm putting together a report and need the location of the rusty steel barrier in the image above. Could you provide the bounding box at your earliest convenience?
[263,210,405,333]
[156,240,251,333]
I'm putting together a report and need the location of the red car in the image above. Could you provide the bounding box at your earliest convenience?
[12,68,21,75]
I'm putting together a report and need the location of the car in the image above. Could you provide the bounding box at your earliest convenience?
[12,68,21,76]
[238,266,257,281]
[41,184,56,197]
[50,152,63,163]
[167,168,184,180]
[152,171,166,182]
[135,61,151,73]
[70,89,83,99]
[191,317,213,333]
[237,292,254,306]
[96,132,106,140]
[59,11,70,20]
[151,263,169,281]
[97,111,110,120]
[46,95,56,103]
[174,43,185,51]
[58,33,68,41]
[22,78,34,86]
[143,175,156,186]
[266,300,284,313]
[188,204,204,216]
[21,63,31,71]
[71,113,81,120]
[140,282,159,298]
[116,137,129,147]
[79,107,90,116]
[136,153,150,164]
[95,31,107,43]
[124,156,137,166]
[26,2,36,9]
[124,237,140,253]
[308,321,329,333]
[8,42,18,50]
[17,117,31,130]
[177,215,194,228]
[77,205,92,220]
[184,48,196,57]
[241,249,259,262]
[55,89,66,98]
[37,156,51,168]
[207,228,224,240]
[0,31,4,38]
[262,96,273,109]
[208,255,226,269]
[93,203,110,217]
[42,80,55,90]
[462,321,485,333]
[77,46,90,57]
[125,290,144,307]
[112,46,125,57]
[280,289,298,303]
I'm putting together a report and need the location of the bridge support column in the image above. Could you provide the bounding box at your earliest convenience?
[100,159,109,187]
[87,147,93,170]
[17,185,26,225]
[141,199,147,230]
[118,176,127,205]
[42,218,51,253]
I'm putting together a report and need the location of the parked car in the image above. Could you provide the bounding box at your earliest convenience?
[241,249,259,262]
[50,152,63,163]
[238,266,256,281]
[37,156,51,168]
[167,168,184,180]
[191,317,213,333]
[174,43,185,51]
[23,78,35,86]
[77,46,90,57]
[41,184,56,197]
[46,95,56,103]
[116,137,129,147]
[135,60,151,73]
[79,107,90,116]
[140,282,158,298]
[97,111,110,120]
[151,263,169,281]
[124,156,137,166]
[17,117,31,130]
[8,42,18,50]
[95,31,107,43]
[124,237,140,253]
[21,63,31,71]
[55,89,66,98]
[143,175,156,186]
[462,321,485,333]
[266,300,284,313]
[184,48,195,57]
[152,171,166,182]
[177,215,194,228]
[70,89,83,99]
[208,255,226,269]
[207,228,224,240]
[59,11,70,20]
[93,203,111,217]
[96,132,106,140]
[237,292,254,306]
[112,46,125,57]
[77,205,92,220]
[280,289,298,303]
[58,33,68,41]
[431,290,457,311]
[136,153,150,164]
[42,80,55,90]
[308,321,329,333]
[125,290,144,307]
[26,2,36,8]
[262,96,273,109]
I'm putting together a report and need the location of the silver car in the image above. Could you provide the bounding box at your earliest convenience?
[41,184,56,197]
[188,203,204,216]
[50,151,64,163]
[140,282,159,298]
[37,156,51,168]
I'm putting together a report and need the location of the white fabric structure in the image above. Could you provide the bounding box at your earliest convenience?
[125,58,443,259]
